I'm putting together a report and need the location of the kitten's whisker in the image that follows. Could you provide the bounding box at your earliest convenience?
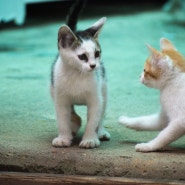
[80,66,86,75]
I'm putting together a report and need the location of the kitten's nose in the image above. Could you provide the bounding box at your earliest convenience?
[90,64,96,69]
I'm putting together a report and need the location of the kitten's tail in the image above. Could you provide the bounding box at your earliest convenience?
[66,0,86,32]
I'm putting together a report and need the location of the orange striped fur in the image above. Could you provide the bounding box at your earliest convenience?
[144,38,185,80]
[162,49,185,72]
[144,56,162,79]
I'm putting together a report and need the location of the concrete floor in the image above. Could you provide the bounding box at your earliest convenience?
[0,1,185,182]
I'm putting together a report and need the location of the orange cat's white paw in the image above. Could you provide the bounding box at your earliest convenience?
[79,137,100,149]
[52,136,72,147]
[135,143,154,152]
[118,116,134,128]
[119,115,129,124]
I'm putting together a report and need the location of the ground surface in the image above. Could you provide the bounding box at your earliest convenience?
[0,1,185,182]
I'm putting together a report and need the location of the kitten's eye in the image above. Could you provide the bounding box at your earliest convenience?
[78,54,88,62]
[95,51,100,58]
[144,69,146,73]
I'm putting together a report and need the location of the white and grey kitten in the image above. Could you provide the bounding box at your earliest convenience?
[119,38,185,152]
[50,1,110,149]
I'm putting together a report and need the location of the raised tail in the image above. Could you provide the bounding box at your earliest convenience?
[66,0,86,32]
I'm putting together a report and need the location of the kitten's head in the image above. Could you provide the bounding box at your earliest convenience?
[57,17,106,73]
[140,38,185,89]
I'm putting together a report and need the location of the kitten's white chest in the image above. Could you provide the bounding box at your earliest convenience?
[56,66,100,105]
[63,72,96,94]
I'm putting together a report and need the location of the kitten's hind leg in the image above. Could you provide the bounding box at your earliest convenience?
[98,125,111,141]
[98,84,110,141]
[71,107,82,136]
[135,120,185,152]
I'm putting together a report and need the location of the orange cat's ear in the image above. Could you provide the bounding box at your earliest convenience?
[146,44,163,61]
[160,37,177,51]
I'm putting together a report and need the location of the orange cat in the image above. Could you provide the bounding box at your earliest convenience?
[119,38,185,152]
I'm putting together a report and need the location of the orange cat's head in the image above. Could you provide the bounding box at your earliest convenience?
[140,38,185,89]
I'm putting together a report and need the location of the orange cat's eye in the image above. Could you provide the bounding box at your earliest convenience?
[144,69,148,74]
[144,70,158,79]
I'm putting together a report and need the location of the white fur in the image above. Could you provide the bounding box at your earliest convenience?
[75,40,100,72]
[51,38,110,149]
[140,56,174,89]
[119,46,185,152]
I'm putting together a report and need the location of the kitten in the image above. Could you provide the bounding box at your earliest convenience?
[50,0,110,149]
[119,38,185,152]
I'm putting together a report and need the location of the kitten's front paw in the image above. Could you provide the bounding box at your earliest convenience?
[135,143,154,152]
[52,136,72,147]
[98,127,111,141]
[79,137,100,149]
[118,116,133,128]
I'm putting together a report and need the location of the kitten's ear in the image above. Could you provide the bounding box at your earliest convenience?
[58,25,78,48]
[85,17,106,39]
[160,37,177,51]
[146,44,163,62]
